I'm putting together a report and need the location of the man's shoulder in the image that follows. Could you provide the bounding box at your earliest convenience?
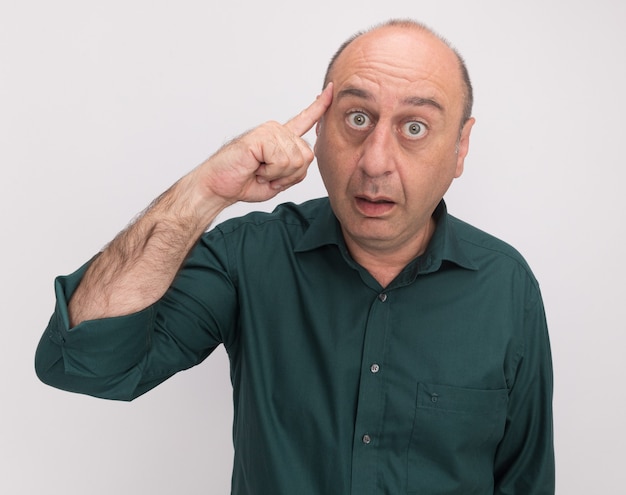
[448,214,535,276]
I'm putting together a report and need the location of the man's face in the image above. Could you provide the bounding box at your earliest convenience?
[315,26,474,257]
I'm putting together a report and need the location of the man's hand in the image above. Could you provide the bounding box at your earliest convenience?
[183,83,334,218]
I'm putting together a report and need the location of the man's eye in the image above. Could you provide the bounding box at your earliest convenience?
[402,121,427,138]
[347,112,371,128]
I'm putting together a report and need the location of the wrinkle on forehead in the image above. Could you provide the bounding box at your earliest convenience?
[337,86,445,115]
[335,68,451,115]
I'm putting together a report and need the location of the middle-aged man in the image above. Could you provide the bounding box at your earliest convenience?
[36,19,555,494]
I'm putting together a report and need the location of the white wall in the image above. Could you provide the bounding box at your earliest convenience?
[1,1,624,493]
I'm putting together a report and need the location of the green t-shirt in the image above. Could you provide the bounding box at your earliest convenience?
[36,198,554,494]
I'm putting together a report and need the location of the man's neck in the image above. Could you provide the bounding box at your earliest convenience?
[342,216,436,288]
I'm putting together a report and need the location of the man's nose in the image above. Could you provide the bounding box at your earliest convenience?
[357,124,397,178]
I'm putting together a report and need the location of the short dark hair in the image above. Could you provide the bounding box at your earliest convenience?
[323,19,474,125]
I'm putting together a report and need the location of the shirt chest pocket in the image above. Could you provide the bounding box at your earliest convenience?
[407,382,508,494]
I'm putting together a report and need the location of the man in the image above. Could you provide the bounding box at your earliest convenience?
[36,19,554,494]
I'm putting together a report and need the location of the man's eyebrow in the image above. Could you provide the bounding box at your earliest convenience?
[336,87,373,100]
[336,87,444,112]
[403,96,444,112]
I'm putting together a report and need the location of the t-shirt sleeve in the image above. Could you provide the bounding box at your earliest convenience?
[35,229,238,401]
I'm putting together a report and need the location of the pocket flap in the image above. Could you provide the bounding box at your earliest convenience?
[417,382,508,415]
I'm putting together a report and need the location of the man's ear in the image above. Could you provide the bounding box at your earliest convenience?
[455,117,475,178]
[313,120,322,154]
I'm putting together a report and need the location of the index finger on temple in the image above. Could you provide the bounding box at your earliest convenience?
[285,83,333,137]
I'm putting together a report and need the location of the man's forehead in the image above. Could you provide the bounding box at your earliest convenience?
[329,26,464,113]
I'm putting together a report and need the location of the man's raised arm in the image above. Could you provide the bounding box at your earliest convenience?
[68,84,333,326]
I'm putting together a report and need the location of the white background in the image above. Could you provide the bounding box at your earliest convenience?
[1,1,624,493]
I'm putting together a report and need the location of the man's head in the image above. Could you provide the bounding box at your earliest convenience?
[323,20,474,128]
[314,20,475,261]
